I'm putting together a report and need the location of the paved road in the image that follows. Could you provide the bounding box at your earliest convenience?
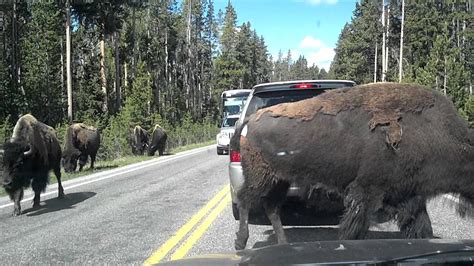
[0,145,472,264]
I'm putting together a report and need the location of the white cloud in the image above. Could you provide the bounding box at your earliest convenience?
[307,47,336,70]
[300,36,324,49]
[272,36,336,70]
[303,0,338,5]
[295,36,335,70]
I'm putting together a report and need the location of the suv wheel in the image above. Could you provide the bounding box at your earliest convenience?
[217,148,224,155]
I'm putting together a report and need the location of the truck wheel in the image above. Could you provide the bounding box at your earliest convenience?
[217,148,224,155]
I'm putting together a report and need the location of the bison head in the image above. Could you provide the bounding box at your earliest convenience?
[62,149,80,173]
[131,137,148,156]
[2,141,34,189]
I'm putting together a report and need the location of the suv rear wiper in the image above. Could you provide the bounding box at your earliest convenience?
[378,249,474,265]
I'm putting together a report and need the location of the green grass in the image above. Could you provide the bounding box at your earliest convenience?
[169,140,215,154]
[0,141,215,197]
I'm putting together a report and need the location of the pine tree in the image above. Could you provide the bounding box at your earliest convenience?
[21,2,64,125]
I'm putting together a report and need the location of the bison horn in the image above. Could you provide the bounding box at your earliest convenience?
[23,145,33,157]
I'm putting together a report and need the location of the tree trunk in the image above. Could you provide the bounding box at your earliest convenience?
[165,28,169,86]
[131,5,137,84]
[374,42,378,83]
[99,31,108,113]
[12,2,17,90]
[385,4,390,79]
[443,56,447,96]
[381,0,386,82]
[398,0,404,83]
[60,36,64,106]
[66,0,73,123]
[185,0,192,112]
[114,31,121,111]
[124,62,128,93]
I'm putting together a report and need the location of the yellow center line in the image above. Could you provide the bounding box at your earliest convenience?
[143,184,230,266]
[170,193,232,261]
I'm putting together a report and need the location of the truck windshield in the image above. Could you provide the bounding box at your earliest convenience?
[223,117,238,127]
[245,89,327,118]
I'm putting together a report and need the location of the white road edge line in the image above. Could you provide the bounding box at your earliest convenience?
[0,145,215,209]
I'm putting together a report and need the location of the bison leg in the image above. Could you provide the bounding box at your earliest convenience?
[78,154,87,171]
[396,196,433,238]
[235,202,250,250]
[32,173,48,208]
[339,183,370,240]
[54,166,65,199]
[90,153,97,169]
[12,189,24,216]
[262,182,290,245]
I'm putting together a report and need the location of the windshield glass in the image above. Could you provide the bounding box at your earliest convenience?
[0,0,471,265]
[223,117,238,127]
[245,90,326,118]
[223,97,248,116]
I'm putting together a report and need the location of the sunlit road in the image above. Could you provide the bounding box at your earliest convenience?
[0,145,472,264]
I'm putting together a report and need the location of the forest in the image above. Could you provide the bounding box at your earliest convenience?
[0,0,472,160]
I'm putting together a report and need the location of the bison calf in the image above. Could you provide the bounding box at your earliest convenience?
[2,114,65,216]
[235,83,473,249]
[62,123,100,173]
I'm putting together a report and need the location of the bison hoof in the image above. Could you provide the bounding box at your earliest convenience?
[58,193,66,199]
[234,239,246,250]
[12,209,21,216]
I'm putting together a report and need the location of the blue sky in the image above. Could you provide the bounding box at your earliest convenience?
[214,0,359,70]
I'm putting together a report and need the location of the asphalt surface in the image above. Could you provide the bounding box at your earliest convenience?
[0,145,472,264]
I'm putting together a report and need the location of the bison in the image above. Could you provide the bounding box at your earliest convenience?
[62,123,100,173]
[147,124,167,156]
[130,125,149,155]
[2,114,65,216]
[234,83,473,250]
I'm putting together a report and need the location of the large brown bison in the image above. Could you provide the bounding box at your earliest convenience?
[130,125,149,155]
[147,124,167,156]
[62,123,100,173]
[2,114,65,216]
[234,83,473,249]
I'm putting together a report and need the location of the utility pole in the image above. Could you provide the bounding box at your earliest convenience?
[398,0,404,83]
[66,0,73,123]
[374,42,378,83]
[381,0,386,82]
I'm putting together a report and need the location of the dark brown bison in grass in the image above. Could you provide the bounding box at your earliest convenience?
[130,125,149,155]
[62,123,100,173]
[2,114,65,216]
[147,124,167,156]
[235,83,473,250]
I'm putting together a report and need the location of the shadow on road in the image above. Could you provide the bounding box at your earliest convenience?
[252,227,404,249]
[23,192,96,216]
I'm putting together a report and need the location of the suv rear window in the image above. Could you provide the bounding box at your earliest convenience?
[245,89,327,118]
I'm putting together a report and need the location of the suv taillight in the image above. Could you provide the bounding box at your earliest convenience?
[230,150,241,162]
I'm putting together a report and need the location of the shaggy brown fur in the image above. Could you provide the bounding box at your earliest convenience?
[62,123,100,172]
[148,125,167,156]
[255,83,435,150]
[2,114,64,216]
[235,83,473,250]
[130,125,149,155]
